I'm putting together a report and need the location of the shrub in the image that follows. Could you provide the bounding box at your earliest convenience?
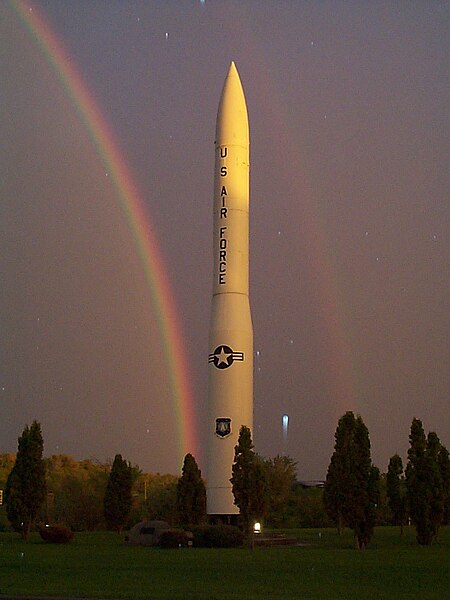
[39,524,74,544]
[158,529,189,549]
[191,525,244,548]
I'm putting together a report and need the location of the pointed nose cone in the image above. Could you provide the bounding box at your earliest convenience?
[216,61,249,147]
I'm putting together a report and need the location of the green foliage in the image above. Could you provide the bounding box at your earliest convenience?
[323,412,353,533]
[437,443,450,525]
[39,524,74,544]
[191,524,244,548]
[426,432,445,535]
[47,456,109,531]
[406,418,447,545]
[263,455,297,527]
[386,455,407,530]
[144,474,179,524]
[54,473,106,531]
[324,412,379,548]
[176,453,206,527]
[372,472,391,526]
[0,453,16,489]
[231,426,268,535]
[158,529,189,548]
[3,452,208,532]
[294,486,333,528]
[5,421,46,540]
[103,454,134,533]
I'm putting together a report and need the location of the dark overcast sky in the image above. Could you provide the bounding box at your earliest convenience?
[1,1,448,478]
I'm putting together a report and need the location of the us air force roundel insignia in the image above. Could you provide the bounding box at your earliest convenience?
[208,345,244,369]
[216,418,231,438]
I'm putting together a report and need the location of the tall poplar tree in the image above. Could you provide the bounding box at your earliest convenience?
[406,418,446,545]
[323,412,356,534]
[426,432,444,538]
[324,411,379,549]
[231,426,268,537]
[103,454,133,533]
[386,454,407,534]
[5,421,46,541]
[176,453,206,526]
[437,443,450,525]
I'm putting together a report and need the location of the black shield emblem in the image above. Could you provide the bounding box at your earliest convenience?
[215,418,231,438]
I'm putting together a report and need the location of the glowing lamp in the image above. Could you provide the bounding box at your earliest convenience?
[253,522,261,534]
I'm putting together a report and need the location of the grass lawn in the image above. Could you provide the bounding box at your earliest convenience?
[0,526,448,599]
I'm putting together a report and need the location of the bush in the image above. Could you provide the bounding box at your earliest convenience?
[39,524,74,544]
[191,525,244,548]
[158,529,189,549]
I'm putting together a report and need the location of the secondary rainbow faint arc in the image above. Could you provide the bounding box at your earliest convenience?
[12,0,199,465]
[217,5,359,419]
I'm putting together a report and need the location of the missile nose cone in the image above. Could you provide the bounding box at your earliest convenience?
[216,62,249,146]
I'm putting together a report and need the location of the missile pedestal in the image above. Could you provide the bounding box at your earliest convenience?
[207,62,253,518]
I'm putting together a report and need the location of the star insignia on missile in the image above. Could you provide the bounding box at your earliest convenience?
[209,345,244,369]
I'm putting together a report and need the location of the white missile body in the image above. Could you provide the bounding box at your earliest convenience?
[207,62,253,516]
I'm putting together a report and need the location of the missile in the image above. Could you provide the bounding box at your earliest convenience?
[206,62,253,518]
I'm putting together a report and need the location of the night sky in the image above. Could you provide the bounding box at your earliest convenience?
[1,1,448,479]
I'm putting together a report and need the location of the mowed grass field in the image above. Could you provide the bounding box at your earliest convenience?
[0,526,448,600]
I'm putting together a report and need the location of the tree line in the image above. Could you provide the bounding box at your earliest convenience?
[1,415,448,548]
[322,413,449,547]
[230,415,449,548]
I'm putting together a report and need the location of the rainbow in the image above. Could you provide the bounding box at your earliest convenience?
[256,82,359,421]
[12,0,200,466]
[205,3,358,427]
[219,4,359,422]
[259,81,359,421]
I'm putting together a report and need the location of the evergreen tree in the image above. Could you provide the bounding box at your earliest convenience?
[406,418,445,545]
[103,454,133,533]
[437,443,450,525]
[176,453,206,526]
[5,421,46,541]
[386,454,407,534]
[365,464,381,541]
[247,455,269,526]
[406,418,428,544]
[323,452,345,533]
[323,412,356,534]
[230,426,268,538]
[425,432,444,539]
[324,411,379,549]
